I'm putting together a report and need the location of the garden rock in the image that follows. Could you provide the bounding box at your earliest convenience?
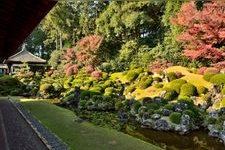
[87,105,96,111]
[174,114,191,135]
[174,103,188,112]
[153,97,162,104]
[142,119,154,128]
[118,112,128,123]
[151,114,161,120]
[153,119,172,131]
[160,108,172,116]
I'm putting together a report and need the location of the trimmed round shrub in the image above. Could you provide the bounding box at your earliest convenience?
[146,103,159,110]
[177,96,194,108]
[40,83,54,93]
[210,74,225,85]
[132,101,142,114]
[80,91,91,99]
[79,100,87,108]
[148,109,155,115]
[170,79,187,93]
[203,73,216,82]
[139,78,153,89]
[196,86,208,95]
[154,109,163,115]
[115,101,124,111]
[167,72,177,82]
[164,90,178,101]
[169,112,181,124]
[126,70,139,82]
[180,83,197,97]
[0,75,19,86]
[90,86,103,93]
[164,103,174,110]
[126,85,136,93]
[153,77,162,82]
[207,117,217,124]
[183,109,196,118]
[154,83,163,88]
[141,97,153,105]
[92,95,104,103]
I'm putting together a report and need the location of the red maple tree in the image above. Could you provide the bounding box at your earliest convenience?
[171,1,225,62]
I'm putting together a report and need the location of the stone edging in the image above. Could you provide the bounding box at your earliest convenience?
[9,99,69,150]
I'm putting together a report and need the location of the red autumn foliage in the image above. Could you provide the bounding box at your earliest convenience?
[91,70,102,80]
[203,67,220,74]
[63,35,104,76]
[148,59,173,73]
[212,61,225,70]
[76,35,103,67]
[171,1,225,62]
[196,67,207,75]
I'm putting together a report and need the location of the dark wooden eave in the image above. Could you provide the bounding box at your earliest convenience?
[0,0,57,59]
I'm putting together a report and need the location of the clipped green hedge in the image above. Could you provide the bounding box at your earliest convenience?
[126,70,139,82]
[196,86,208,95]
[126,85,136,93]
[139,78,153,89]
[154,83,163,88]
[169,112,181,124]
[177,96,194,108]
[153,77,162,82]
[164,103,174,110]
[180,83,197,97]
[132,101,142,114]
[210,74,225,85]
[115,101,124,111]
[167,72,177,82]
[169,79,187,93]
[164,89,178,101]
[183,109,196,118]
[203,73,216,82]
[207,117,217,124]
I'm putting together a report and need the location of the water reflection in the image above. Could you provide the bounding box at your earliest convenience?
[127,127,225,150]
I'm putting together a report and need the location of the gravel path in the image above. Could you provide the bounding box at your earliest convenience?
[0,99,47,150]
[0,98,69,150]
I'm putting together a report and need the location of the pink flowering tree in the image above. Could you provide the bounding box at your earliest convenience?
[171,1,225,63]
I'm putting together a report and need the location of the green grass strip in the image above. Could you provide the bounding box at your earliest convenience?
[19,100,161,150]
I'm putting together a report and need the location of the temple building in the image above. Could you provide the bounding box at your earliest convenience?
[0,49,47,75]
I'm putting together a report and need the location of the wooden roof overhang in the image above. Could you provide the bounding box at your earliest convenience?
[0,0,57,59]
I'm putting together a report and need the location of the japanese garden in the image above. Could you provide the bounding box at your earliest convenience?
[1,1,225,150]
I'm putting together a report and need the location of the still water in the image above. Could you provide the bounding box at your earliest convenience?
[127,127,225,150]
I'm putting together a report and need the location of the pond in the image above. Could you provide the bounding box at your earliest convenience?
[126,127,225,150]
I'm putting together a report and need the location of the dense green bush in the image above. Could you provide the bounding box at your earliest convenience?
[115,101,124,111]
[207,117,217,124]
[164,89,178,101]
[154,83,164,88]
[39,83,55,98]
[138,78,153,89]
[180,83,197,97]
[126,85,136,93]
[222,87,225,95]
[177,96,194,108]
[146,103,159,110]
[164,103,174,110]
[104,80,113,88]
[196,86,208,95]
[90,86,103,93]
[167,72,177,82]
[183,109,196,119]
[169,79,187,93]
[153,77,162,82]
[210,74,225,85]
[203,73,216,82]
[63,94,75,102]
[0,75,19,86]
[10,89,21,96]
[141,97,153,105]
[132,101,142,114]
[126,70,139,82]
[169,112,181,124]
